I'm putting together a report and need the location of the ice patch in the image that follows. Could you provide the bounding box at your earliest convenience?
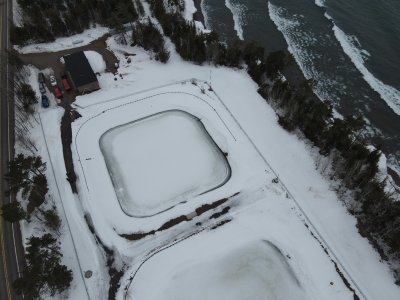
[182,0,197,20]
[225,0,246,40]
[14,26,109,54]
[330,20,400,116]
[314,0,325,8]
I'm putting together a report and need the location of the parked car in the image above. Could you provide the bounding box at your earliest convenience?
[41,95,49,108]
[38,72,45,83]
[39,82,46,94]
[61,77,71,91]
[50,75,57,86]
[53,86,62,98]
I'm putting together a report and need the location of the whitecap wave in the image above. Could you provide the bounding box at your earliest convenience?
[314,0,325,8]
[267,2,341,104]
[330,17,400,116]
[201,0,212,31]
[225,0,246,40]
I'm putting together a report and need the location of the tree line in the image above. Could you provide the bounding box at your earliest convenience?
[262,78,400,283]
[12,0,142,45]
[148,0,400,284]
[1,60,73,299]
[132,18,170,63]
[1,154,72,298]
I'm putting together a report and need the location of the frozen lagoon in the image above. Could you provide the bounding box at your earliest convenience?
[100,110,231,217]
[131,236,306,300]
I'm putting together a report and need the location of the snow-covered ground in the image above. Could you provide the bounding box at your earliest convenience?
[15,67,102,299]
[182,0,206,30]
[12,0,23,27]
[14,26,109,54]
[18,20,400,300]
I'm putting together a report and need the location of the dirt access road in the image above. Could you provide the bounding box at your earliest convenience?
[16,34,123,210]
[17,34,119,106]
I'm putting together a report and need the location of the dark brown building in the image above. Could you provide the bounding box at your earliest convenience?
[64,51,100,94]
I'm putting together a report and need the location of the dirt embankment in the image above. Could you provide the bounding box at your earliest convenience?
[119,194,239,241]
[60,106,81,193]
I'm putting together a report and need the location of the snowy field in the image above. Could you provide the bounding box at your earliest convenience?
[99,110,230,217]
[22,21,400,299]
[73,81,267,236]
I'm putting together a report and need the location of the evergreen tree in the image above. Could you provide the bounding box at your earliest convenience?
[15,83,38,111]
[28,174,49,209]
[10,25,31,45]
[5,154,46,197]
[1,202,26,223]
[48,9,67,37]
[42,208,61,233]
[13,234,73,298]
[265,50,286,80]
[157,45,170,63]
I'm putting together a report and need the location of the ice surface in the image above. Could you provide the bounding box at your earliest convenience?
[133,239,305,300]
[99,111,230,217]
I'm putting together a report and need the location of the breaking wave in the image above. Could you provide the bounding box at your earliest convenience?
[225,0,246,40]
[267,2,339,104]
[314,0,325,8]
[326,14,400,116]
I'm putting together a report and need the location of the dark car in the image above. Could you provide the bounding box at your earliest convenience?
[41,95,49,108]
[38,72,45,83]
[53,86,62,98]
[39,82,46,94]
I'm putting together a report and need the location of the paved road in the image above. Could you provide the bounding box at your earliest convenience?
[0,0,25,299]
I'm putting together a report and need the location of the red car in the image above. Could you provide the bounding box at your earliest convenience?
[54,86,63,98]
[62,78,71,91]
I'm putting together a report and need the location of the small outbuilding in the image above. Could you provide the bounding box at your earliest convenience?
[63,51,100,94]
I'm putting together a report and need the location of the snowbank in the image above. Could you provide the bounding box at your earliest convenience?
[12,0,23,27]
[15,27,109,54]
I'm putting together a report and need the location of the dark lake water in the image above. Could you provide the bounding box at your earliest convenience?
[201,0,400,171]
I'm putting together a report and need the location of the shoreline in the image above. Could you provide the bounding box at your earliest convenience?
[189,0,400,183]
[193,0,206,28]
